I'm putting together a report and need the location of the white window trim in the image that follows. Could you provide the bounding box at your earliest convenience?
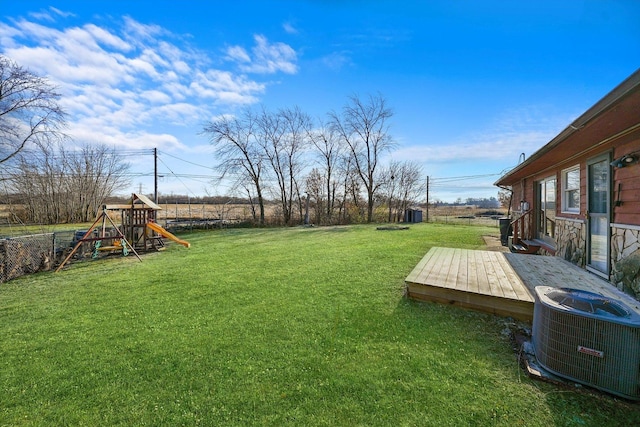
[561,165,580,214]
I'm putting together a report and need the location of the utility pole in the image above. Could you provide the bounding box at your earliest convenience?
[154,148,158,204]
[304,193,310,225]
[426,176,429,223]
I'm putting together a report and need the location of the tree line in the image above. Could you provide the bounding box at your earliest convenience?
[1,54,425,225]
[202,94,424,225]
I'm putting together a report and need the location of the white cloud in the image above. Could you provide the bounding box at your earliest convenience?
[140,89,173,104]
[411,131,552,163]
[28,7,75,22]
[320,51,352,71]
[0,23,20,49]
[69,120,187,152]
[394,106,570,167]
[9,19,60,46]
[251,34,298,74]
[226,45,251,63]
[28,11,56,22]
[227,34,298,74]
[122,16,165,43]
[0,14,296,156]
[49,7,75,19]
[283,22,298,35]
[190,69,264,104]
[84,24,131,51]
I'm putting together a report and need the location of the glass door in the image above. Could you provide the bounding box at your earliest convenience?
[536,176,556,246]
[587,155,610,276]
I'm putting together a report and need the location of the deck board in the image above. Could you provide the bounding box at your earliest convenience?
[404,247,637,321]
[405,247,436,283]
[447,248,461,289]
[467,250,480,294]
[474,250,492,296]
[455,249,469,292]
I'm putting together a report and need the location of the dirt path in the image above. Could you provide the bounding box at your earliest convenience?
[483,235,509,252]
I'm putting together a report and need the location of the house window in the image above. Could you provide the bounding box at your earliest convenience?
[562,166,580,213]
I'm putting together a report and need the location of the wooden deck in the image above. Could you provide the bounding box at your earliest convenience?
[405,247,639,321]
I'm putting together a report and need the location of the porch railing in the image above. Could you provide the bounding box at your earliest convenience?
[510,209,534,245]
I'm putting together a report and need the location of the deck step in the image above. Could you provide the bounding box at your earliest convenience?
[511,241,540,254]
[522,240,541,249]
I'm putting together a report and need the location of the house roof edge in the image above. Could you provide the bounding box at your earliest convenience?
[495,68,640,187]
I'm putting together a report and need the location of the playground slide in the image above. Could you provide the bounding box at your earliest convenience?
[146,222,191,248]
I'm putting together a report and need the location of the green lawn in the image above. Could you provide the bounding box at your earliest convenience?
[1,224,638,426]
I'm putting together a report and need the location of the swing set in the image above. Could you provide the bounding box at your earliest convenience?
[55,193,189,272]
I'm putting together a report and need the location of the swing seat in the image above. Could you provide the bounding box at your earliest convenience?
[97,246,121,251]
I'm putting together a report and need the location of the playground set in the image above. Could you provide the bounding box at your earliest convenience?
[55,193,190,272]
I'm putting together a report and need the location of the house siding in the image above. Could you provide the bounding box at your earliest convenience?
[612,135,640,226]
[610,132,640,301]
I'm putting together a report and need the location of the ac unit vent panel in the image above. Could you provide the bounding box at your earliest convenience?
[533,286,640,400]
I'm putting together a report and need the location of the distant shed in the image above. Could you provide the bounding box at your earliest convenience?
[404,209,423,223]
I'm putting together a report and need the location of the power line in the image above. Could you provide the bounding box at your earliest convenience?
[158,150,216,172]
[14,148,154,158]
[430,173,502,183]
[156,155,202,198]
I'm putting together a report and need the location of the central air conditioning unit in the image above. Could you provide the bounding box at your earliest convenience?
[532,286,640,400]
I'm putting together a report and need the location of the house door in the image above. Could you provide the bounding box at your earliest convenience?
[586,155,611,276]
[536,176,556,246]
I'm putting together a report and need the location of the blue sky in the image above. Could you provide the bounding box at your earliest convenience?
[2,1,639,202]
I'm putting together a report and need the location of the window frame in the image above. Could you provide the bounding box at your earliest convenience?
[561,165,581,214]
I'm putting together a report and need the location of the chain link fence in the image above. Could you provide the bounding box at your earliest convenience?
[0,234,55,283]
[0,231,83,283]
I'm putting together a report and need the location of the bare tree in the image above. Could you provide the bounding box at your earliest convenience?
[258,106,311,225]
[202,109,267,224]
[0,55,66,165]
[307,119,342,224]
[378,160,424,223]
[394,161,424,222]
[380,162,400,222]
[305,168,324,224]
[11,145,60,223]
[330,93,395,223]
[256,108,286,224]
[11,142,130,223]
[235,177,259,222]
[281,106,311,224]
[62,144,130,221]
[340,155,363,223]
[498,188,511,210]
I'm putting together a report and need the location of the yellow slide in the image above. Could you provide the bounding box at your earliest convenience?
[146,222,191,248]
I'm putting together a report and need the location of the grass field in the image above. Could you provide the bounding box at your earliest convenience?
[1,224,638,425]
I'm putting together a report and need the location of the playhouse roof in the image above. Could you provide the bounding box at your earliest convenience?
[131,193,161,210]
[105,193,162,211]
